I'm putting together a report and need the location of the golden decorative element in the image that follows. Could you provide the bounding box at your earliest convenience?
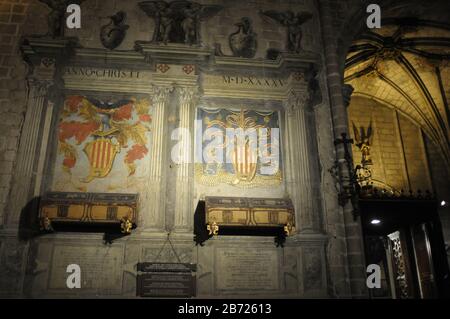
[40,216,53,232]
[207,222,219,236]
[205,197,295,232]
[284,222,294,236]
[352,121,373,166]
[389,231,410,298]
[39,192,138,233]
[120,217,133,234]
[195,164,282,188]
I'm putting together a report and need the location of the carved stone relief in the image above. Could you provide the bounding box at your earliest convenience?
[38,0,86,38]
[100,11,129,50]
[138,1,222,45]
[260,10,312,53]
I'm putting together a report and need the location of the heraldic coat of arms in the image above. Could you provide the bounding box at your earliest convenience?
[58,96,152,183]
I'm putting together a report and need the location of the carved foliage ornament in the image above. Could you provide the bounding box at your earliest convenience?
[285,90,310,114]
[178,86,198,104]
[152,86,173,104]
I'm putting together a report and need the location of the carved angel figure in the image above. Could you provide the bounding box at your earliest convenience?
[138,1,222,45]
[352,121,373,166]
[260,10,312,53]
[39,0,85,38]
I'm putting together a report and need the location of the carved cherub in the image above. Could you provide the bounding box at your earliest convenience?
[156,1,174,44]
[177,1,222,45]
[352,121,373,166]
[181,2,201,45]
[260,10,312,53]
[138,1,173,43]
[39,0,85,38]
[139,1,222,45]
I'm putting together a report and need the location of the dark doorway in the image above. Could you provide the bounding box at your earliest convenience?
[360,196,450,298]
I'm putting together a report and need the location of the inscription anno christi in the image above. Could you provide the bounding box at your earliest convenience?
[64,67,141,79]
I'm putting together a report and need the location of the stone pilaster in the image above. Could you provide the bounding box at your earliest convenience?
[5,78,53,226]
[174,87,197,232]
[145,86,173,231]
[284,89,317,232]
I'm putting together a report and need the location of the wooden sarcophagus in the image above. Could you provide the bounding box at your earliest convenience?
[39,192,138,234]
[204,196,295,239]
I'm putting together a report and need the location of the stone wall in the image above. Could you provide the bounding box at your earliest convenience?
[0,0,33,226]
[348,96,433,192]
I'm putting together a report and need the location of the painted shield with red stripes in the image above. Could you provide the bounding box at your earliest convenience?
[83,138,120,182]
[231,139,258,183]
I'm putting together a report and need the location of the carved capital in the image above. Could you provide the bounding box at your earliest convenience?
[27,77,54,96]
[152,86,173,104]
[178,86,199,104]
[28,76,64,105]
[284,90,309,115]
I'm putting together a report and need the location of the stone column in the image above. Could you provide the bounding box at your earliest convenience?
[284,89,317,232]
[6,78,53,226]
[173,87,197,232]
[319,0,368,297]
[145,86,173,231]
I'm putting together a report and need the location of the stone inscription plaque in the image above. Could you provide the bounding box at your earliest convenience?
[48,245,123,293]
[137,273,196,297]
[137,262,196,273]
[215,248,279,291]
[136,262,196,297]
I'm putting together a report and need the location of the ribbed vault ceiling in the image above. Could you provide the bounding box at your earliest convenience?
[344,19,450,167]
